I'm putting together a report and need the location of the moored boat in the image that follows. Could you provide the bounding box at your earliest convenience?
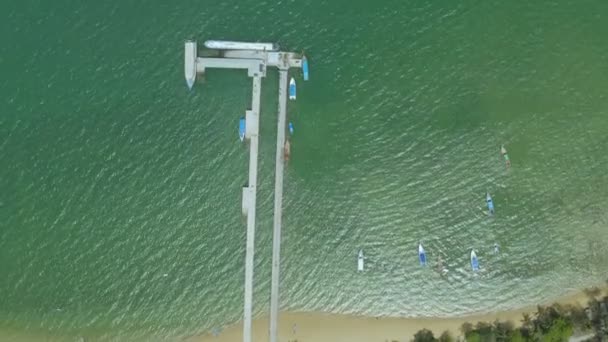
[289,78,296,100]
[239,117,246,142]
[288,122,294,135]
[302,55,309,81]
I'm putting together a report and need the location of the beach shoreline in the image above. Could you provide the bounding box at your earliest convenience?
[0,287,603,341]
[188,287,604,342]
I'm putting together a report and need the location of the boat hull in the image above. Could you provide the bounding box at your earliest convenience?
[184,41,197,90]
[486,193,495,214]
[357,250,364,271]
[418,244,426,266]
[204,40,278,51]
[289,78,296,100]
[471,250,479,271]
[302,56,309,81]
[239,117,246,141]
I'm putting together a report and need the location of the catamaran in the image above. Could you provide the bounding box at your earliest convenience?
[418,243,427,266]
[358,249,364,271]
[471,250,479,271]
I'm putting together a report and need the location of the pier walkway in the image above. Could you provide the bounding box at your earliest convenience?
[269,67,288,342]
[185,41,301,342]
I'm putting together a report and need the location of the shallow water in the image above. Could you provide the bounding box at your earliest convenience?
[1,0,608,340]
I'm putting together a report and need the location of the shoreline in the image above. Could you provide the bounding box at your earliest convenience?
[0,287,603,341]
[188,287,604,342]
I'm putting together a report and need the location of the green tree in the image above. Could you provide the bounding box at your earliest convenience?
[541,318,573,342]
[474,321,495,340]
[493,320,515,340]
[461,322,474,336]
[520,313,534,339]
[563,304,590,330]
[464,332,481,342]
[438,331,453,342]
[413,328,437,342]
[510,330,527,342]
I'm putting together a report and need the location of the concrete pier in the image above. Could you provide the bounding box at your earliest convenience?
[184,40,302,342]
[242,75,262,342]
[196,57,266,77]
[269,68,289,342]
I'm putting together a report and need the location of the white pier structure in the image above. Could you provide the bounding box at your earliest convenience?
[185,40,303,342]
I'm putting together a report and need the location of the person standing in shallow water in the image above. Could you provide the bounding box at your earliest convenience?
[501,145,511,168]
[284,140,291,161]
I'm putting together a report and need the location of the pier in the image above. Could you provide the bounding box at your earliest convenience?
[185,40,302,342]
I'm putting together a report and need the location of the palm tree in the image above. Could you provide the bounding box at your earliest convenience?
[520,313,533,338]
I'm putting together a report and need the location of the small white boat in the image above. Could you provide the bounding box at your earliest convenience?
[203,40,279,51]
[486,193,495,215]
[471,250,479,271]
[289,78,296,100]
[184,41,197,90]
[357,249,364,272]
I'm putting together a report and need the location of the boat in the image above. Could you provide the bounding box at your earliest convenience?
[358,249,364,271]
[288,122,294,135]
[203,40,279,51]
[239,117,246,142]
[289,78,296,100]
[184,41,197,90]
[471,250,479,271]
[302,55,309,81]
[418,243,427,266]
[486,193,495,215]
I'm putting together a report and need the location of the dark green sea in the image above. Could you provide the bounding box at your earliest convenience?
[1,0,608,340]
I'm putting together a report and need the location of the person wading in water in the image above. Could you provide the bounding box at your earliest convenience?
[284,139,291,162]
[501,145,511,168]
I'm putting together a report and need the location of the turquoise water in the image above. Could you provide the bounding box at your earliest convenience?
[1,0,608,340]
